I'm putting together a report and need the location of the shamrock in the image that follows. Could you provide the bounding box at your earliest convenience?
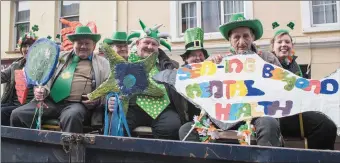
[56,34,61,39]
[32,25,39,32]
[47,35,52,40]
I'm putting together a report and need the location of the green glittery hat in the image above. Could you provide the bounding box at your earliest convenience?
[127,19,171,51]
[180,27,209,60]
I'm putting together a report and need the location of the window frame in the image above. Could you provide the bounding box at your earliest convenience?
[170,1,253,42]
[14,0,30,50]
[300,1,340,33]
[58,1,80,30]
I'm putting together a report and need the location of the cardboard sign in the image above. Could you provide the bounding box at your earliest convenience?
[154,53,340,134]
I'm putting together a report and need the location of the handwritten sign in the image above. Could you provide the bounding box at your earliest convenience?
[155,53,340,133]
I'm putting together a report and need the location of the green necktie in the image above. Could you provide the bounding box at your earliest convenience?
[50,55,80,103]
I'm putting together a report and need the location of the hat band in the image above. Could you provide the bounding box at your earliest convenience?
[185,40,203,49]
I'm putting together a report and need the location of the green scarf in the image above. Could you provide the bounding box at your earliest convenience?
[128,52,170,119]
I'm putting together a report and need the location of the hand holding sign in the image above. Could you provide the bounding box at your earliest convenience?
[153,52,340,134]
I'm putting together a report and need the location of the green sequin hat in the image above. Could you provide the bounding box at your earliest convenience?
[272,21,295,37]
[67,26,101,43]
[17,24,39,49]
[103,32,132,45]
[127,19,171,51]
[219,13,263,41]
[180,27,209,60]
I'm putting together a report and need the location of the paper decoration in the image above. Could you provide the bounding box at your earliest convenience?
[60,18,82,51]
[87,44,164,114]
[14,70,29,104]
[153,52,340,134]
[24,38,60,87]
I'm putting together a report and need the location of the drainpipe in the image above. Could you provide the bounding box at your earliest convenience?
[126,1,128,32]
[113,1,118,31]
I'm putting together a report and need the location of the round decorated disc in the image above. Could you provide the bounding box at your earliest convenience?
[24,38,60,87]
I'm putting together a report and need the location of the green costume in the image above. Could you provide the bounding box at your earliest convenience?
[180,27,209,61]
[127,19,171,119]
[50,26,101,103]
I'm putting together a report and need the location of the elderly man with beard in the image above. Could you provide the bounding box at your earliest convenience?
[103,32,130,60]
[179,14,285,147]
[106,20,185,140]
[10,26,110,133]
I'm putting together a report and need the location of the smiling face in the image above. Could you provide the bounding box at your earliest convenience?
[229,27,255,54]
[271,33,293,58]
[73,38,96,59]
[185,49,205,64]
[136,37,159,58]
[112,43,129,60]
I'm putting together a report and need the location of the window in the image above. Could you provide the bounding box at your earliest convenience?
[311,1,338,25]
[14,1,30,46]
[170,1,253,42]
[60,1,79,29]
[179,1,244,34]
[301,1,340,33]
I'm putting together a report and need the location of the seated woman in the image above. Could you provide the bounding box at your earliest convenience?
[270,22,337,150]
[1,26,39,126]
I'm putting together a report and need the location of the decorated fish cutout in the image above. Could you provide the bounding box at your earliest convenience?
[153,52,340,134]
[86,21,98,34]
[14,70,28,104]
[24,38,60,87]
[60,18,82,51]
[87,43,164,114]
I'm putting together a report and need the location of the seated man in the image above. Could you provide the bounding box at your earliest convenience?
[103,31,130,60]
[107,20,184,140]
[179,14,284,146]
[10,26,110,133]
[1,25,39,126]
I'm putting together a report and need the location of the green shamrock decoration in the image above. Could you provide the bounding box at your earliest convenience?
[272,22,280,29]
[287,22,295,30]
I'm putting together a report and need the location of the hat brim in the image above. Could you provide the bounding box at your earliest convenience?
[180,48,209,61]
[103,38,131,45]
[219,19,263,41]
[67,34,101,43]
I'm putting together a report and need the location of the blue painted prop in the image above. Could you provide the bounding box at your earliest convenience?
[24,38,60,87]
[24,38,60,130]
[104,92,131,137]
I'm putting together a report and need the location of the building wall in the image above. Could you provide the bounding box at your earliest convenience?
[1,1,339,80]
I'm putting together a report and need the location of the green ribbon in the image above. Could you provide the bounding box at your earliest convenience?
[50,55,80,103]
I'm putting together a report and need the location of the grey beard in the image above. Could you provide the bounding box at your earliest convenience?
[231,50,256,55]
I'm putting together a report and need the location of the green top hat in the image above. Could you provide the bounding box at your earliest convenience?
[219,13,263,41]
[180,27,209,60]
[67,26,101,43]
[103,32,131,45]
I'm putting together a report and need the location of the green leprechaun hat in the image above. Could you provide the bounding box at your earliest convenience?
[180,27,209,60]
[127,19,171,51]
[219,13,263,41]
[67,26,101,43]
[272,21,295,37]
[103,31,132,45]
